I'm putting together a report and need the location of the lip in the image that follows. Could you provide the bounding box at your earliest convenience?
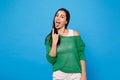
[56,21,60,24]
[55,21,61,27]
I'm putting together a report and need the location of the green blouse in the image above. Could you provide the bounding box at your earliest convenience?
[45,35,85,73]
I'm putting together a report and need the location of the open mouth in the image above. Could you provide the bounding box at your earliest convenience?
[55,21,61,27]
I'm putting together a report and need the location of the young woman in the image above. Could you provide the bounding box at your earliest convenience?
[45,8,87,80]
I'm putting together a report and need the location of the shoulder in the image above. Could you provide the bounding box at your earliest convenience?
[72,30,80,36]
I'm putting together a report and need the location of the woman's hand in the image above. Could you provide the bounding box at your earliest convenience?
[52,28,59,45]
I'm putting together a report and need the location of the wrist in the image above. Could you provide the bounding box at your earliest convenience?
[52,42,57,46]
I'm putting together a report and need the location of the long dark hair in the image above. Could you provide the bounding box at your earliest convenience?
[45,8,70,46]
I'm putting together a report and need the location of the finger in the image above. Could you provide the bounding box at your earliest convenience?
[52,28,54,34]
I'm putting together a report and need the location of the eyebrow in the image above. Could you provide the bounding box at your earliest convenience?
[56,13,66,17]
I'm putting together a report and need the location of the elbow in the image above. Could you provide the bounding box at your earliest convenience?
[46,54,56,65]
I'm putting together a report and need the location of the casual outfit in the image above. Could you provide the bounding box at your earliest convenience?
[45,29,85,80]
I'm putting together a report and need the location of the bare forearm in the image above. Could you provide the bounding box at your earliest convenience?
[80,60,86,74]
[80,60,87,80]
[49,43,57,57]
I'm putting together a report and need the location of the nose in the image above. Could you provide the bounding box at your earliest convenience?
[56,16,60,20]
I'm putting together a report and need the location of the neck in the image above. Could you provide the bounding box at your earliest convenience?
[58,27,66,35]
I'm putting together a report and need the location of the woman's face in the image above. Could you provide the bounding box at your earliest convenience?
[54,10,67,29]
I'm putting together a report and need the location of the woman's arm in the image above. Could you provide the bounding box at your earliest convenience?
[73,30,87,80]
[49,43,57,57]
[49,28,59,57]
[46,29,59,64]
[80,60,87,80]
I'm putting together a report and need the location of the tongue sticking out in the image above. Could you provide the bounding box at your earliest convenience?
[55,22,60,27]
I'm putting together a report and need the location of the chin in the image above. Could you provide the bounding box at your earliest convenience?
[55,26,61,29]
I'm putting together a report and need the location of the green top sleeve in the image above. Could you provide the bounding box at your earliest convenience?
[76,36,86,61]
[45,36,57,65]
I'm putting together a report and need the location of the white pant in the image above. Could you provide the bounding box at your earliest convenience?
[53,70,81,80]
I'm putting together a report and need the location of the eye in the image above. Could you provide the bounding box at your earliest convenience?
[61,15,64,18]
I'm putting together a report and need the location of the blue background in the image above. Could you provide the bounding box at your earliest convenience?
[0,0,120,80]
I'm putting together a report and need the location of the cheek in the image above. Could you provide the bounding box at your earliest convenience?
[61,19,67,25]
[61,18,66,23]
[54,17,57,21]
